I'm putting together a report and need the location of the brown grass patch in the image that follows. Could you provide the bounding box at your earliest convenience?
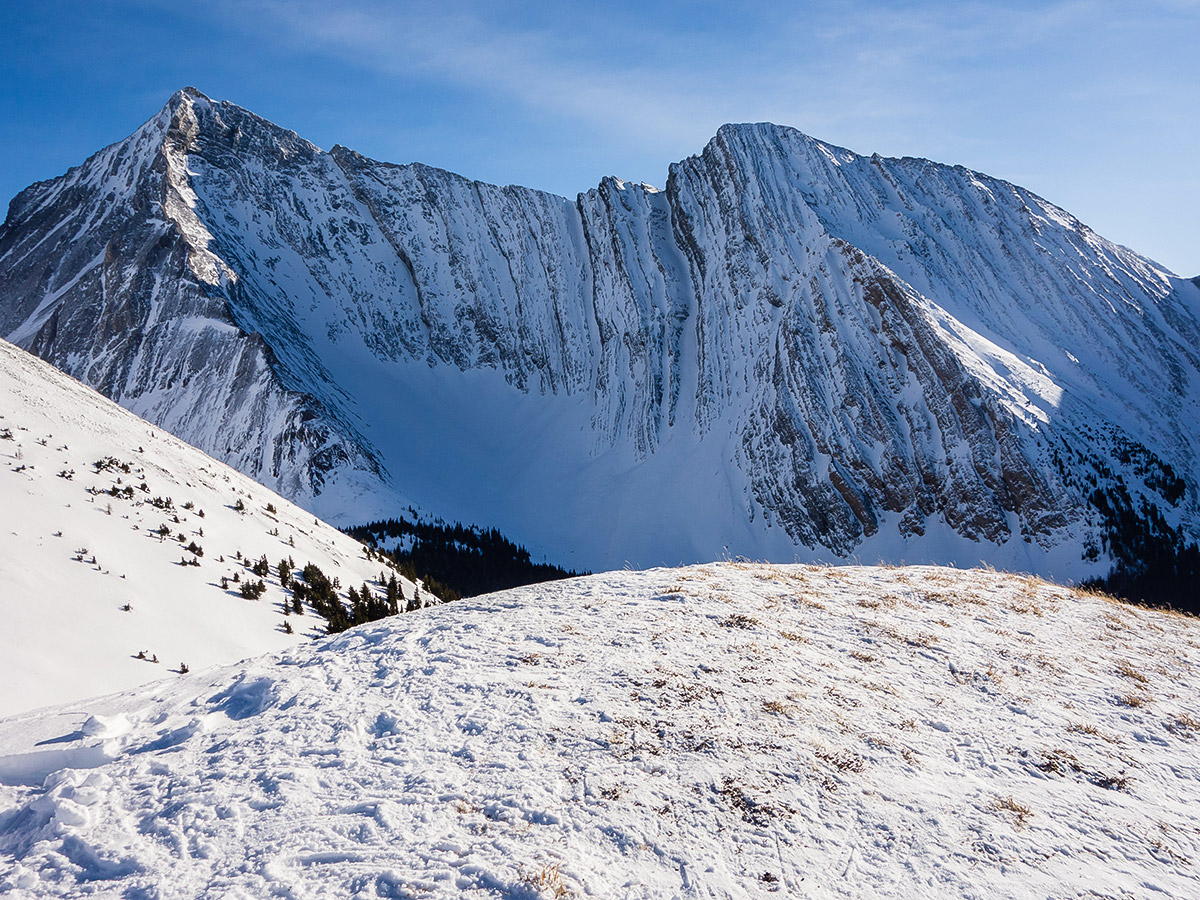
[1168,712,1200,735]
[815,747,865,773]
[1115,660,1149,684]
[994,796,1033,828]
[762,699,794,716]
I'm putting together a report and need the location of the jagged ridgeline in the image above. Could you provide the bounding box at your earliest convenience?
[2,87,1198,599]
[345,514,585,600]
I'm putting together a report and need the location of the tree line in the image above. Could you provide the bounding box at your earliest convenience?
[343,513,585,599]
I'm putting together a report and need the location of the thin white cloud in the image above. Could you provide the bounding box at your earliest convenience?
[130,0,1196,269]
[199,0,1151,156]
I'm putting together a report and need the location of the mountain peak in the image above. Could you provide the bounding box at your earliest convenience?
[698,122,863,178]
[160,86,216,137]
[1,91,1197,599]
[170,85,213,106]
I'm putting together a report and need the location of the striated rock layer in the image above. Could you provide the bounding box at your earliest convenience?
[2,88,1198,578]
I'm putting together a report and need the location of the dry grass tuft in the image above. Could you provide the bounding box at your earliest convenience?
[718,776,788,825]
[1071,583,1120,602]
[921,589,987,608]
[1033,747,1082,776]
[815,747,865,773]
[994,795,1033,828]
[751,566,787,582]
[1007,594,1045,617]
[922,570,958,586]
[720,613,759,629]
[726,559,769,571]
[1168,713,1200,735]
[1148,833,1193,866]
[1115,660,1149,684]
[792,594,827,610]
[521,862,570,898]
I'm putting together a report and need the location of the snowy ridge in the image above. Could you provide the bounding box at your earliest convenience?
[1,563,1198,897]
[2,89,1198,580]
[0,338,416,717]
[0,90,379,503]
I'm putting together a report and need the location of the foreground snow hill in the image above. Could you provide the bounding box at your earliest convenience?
[0,338,413,717]
[1,564,1196,898]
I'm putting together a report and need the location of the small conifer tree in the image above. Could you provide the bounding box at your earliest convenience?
[386,574,401,616]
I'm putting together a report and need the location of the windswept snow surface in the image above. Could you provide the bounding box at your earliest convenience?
[0,338,415,717]
[1,564,1197,898]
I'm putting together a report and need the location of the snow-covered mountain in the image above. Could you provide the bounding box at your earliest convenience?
[2,87,1198,587]
[2,563,1198,897]
[0,337,419,718]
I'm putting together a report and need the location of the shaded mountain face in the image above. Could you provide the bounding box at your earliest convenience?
[1,87,1198,582]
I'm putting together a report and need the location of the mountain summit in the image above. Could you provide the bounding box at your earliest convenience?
[1,89,1197,597]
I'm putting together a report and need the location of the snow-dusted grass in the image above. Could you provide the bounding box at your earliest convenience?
[1,563,1196,898]
[0,339,410,717]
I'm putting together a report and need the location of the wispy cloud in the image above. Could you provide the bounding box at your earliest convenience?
[116,0,1197,269]
[197,0,1165,158]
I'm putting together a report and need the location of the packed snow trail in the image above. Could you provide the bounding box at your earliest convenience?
[1,564,1197,898]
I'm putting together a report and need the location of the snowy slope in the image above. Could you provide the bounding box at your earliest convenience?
[1,563,1197,898]
[0,338,416,717]
[2,88,1198,583]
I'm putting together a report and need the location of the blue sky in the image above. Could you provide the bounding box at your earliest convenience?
[2,0,1197,274]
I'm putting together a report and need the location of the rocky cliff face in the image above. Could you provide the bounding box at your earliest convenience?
[0,95,378,499]
[2,88,1198,578]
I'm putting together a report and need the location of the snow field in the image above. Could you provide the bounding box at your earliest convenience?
[1,563,1197,898]
[0,338,415,716]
